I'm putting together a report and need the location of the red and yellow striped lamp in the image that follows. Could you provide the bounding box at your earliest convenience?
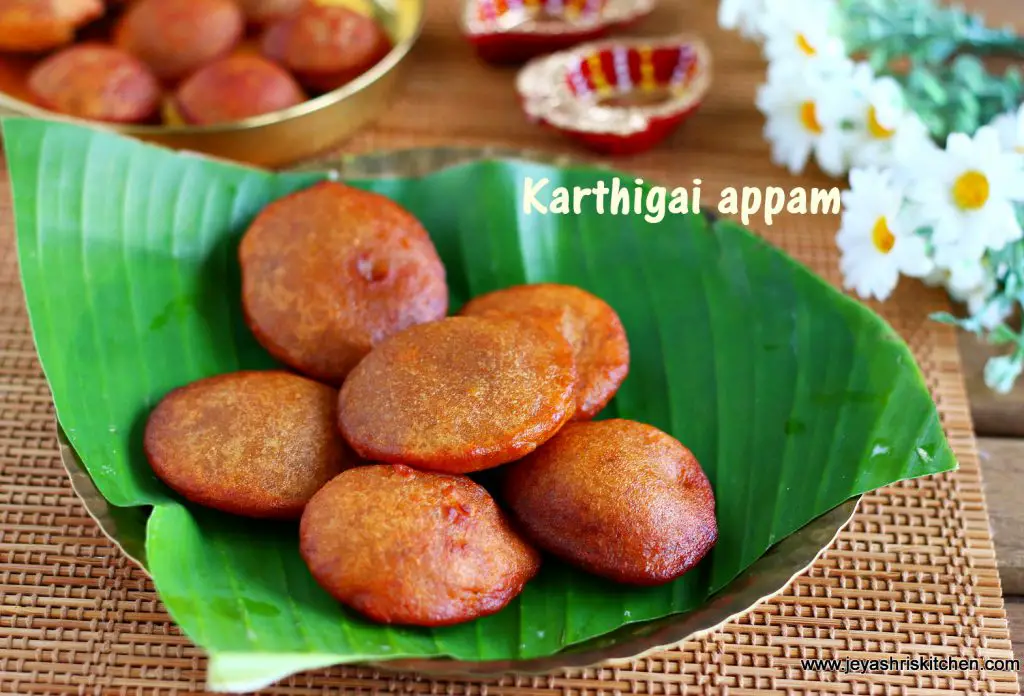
[516,35,711,154]
[460,0,654,63]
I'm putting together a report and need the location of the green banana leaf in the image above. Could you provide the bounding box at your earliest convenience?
[4,118,956,692]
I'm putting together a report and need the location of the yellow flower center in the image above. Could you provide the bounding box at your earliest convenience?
[795,33,816,55]
[799,101,822,134]
[951,170,990,211]
[871,216,895,254]
[866,106,895,139]
[1016,145,1024,154]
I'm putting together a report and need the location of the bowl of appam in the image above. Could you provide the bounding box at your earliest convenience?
[7,122,956,692]
[0,0,423,167]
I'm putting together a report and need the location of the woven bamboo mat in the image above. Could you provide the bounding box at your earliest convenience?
[1,0,1021,693]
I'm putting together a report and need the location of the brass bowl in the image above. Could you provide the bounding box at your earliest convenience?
[0,0,423,168]
[57,145,862,689]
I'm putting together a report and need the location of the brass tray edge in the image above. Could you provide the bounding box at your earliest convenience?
[54,145,862,685]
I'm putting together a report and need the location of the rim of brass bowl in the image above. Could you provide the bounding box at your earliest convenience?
[0,0,424,168]
[58,425,857,680]
[55,144,862,681]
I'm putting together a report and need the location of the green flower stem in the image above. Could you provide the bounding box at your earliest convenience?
[883,55,1024,141]
[960,32,1024,58]
[920,25,1024,63]
[839,0,1024,65]
[836,0,1024,392]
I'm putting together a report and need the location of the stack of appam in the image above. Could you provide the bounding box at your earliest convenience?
[144,181,718,626]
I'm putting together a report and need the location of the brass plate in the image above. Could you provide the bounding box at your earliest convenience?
[0,0,424,168]
[56,145,860,680]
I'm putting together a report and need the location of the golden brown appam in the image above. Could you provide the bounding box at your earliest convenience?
[114,0,243,81]
[260,3,391,92]
[502,419,717,585]
[300,464,540,626]
[236,0,303,26]
[28,43,160,123]
[144,370,356,520]
[239,181,448,384]
[338,316,576,474]
[460,283,629,420]
[174,53,305,125]
[0,0,103,53]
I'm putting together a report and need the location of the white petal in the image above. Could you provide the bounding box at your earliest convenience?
[754,84,773,112]
[973,125,1003,156]
[869,76,903,107]
[945,132,974,159]
[894,203,929,235]
[815,133,849,176]
[891,118,938,167]
[931,214,965,245]
[990,111,1021,151]
[892,234,933,277]
[905,176,946,209]
[941,255,988,293]
[864,266,899,300]
[998,161,1024,200]
[847,168,874,193]
[779,138,813,173]
[984,356,1022,394]
[982,199,1023,250]
[718,0,743,28]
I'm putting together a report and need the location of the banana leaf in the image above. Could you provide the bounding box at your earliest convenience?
[2,118,956,692]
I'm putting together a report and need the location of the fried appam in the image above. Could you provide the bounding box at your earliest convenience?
[144,370,355,520]
[300,464,540,626]
[174,53,305,125]
[28,43,160,123]
[261,3,391,92]
[0,0,103,53]
[460,283,629,420]
[338,316,577,473]
[236,0,302,26]
[502,419,717,585]
[115,0,243,81]
[239,181,448,384]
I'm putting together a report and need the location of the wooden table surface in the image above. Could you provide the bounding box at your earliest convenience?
[1,0,1022,686]
[931,2,1024,664]
[962,336,1024,664]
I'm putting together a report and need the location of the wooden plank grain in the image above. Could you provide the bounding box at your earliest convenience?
[960,335,1024,438]
[1003,600,1024,676]
[979,437,1024,594]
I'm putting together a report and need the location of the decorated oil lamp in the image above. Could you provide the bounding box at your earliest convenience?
[516,35,711,155]
[460,0,656,63]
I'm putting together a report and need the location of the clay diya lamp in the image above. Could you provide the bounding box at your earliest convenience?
[516,35,711,155]
[460,0,655,63]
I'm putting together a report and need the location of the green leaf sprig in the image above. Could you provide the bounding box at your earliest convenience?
[839,0,1024,141]
[834,0,1024,393]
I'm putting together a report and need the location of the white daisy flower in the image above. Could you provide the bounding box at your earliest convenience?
[718,0,766,39]
[940,257,989,298]
[837,168,933,300]
[922,262,1008,329]
[756,58,856,176]
[990,104,1024,153]
[834,70,934,170]
[937,259,1011,329]
[952,273,998,317]
[888,119,941,187]
[906,126,1024,259]
[760,0,845,65]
